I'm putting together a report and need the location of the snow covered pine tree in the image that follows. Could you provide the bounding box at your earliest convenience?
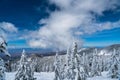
[66,47,73,80]
[66,42,86,80]
[82,53,89,77]
[15,50,36,80]
[108,49,120,78]
[0,36,10,80]
[72,42,86,80]
[91,49,101,77]
[54,52,61,80]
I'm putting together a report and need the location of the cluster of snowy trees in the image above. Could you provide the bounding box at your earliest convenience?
[54,42,120,80]
[54,42,87,80]
[1,35,120,80]
[15,50,36,80]
[0,36,36,80]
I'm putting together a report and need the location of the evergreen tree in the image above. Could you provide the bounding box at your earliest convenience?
[71,42,77,80]
[0,36,10,57]
[54,52,61,80]
[15,50,35,80]
[117,48,120,80]
[71,42,86,80]
[79,66,87,80]
[82,52,89,76]
[66,47,73,80]
[91,49,101,77]
[108,49,119,78]
[0,58,5,80]
[59,56,66,80]
[0,36,10,80]
[98,54,104,73]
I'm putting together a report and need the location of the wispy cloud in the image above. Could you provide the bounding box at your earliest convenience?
[0,22,18,40]
[27,0,120,50]
[0,22,18,33]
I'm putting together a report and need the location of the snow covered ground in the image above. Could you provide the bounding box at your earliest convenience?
[5,72,118,80]
[34,72,54,80]
[87,72,118,80]
[5,72,54,80]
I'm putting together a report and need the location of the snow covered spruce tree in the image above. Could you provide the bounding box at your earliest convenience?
[54,52,67,80]
[54,52,61,80]
[90,49,101,77]
[66,42,86,80]
[108,49,120,78]
[71,42,78,80]
[66,47,72,80]
[82,53,90,76]
[74,42,87,80]
[82,53,89,77]
[0,36,10,80]
[117,48,120,80]
[15,50,35,80]
[98,54,105,72]
[59,56,67,80]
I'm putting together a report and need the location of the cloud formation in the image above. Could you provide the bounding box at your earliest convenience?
[0,22,18,33]
[27,0,120,50]
[0,22,18,40]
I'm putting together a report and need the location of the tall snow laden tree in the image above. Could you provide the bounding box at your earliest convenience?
[72,42,86,80]
[117,48,120,80]
[82,53,89,77]
[66,47,73,80]
[54,52,61,80]
[98,54,105,72]
[66,42,86,80]
[59,56,66,80]
[15,50,36,80]
[71,42,78,80]
[0,36,10,80]
[108,49,120,78]
[91,49,101,77]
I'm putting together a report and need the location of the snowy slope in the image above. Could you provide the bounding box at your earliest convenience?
[5,72,118,80]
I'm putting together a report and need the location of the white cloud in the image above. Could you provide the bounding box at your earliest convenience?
[27,0,120,50]
[0,22,18,33]
[0,22,18,41]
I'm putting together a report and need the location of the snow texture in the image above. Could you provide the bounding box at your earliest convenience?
[5,72,118,80]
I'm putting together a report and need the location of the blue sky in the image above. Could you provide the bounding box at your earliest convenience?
[0,0,120,49]
[82,28,120,47]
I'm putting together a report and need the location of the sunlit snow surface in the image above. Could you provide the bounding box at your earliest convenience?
[87,72,118,80]
[6,72,54,80]
[6,72,118,80]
